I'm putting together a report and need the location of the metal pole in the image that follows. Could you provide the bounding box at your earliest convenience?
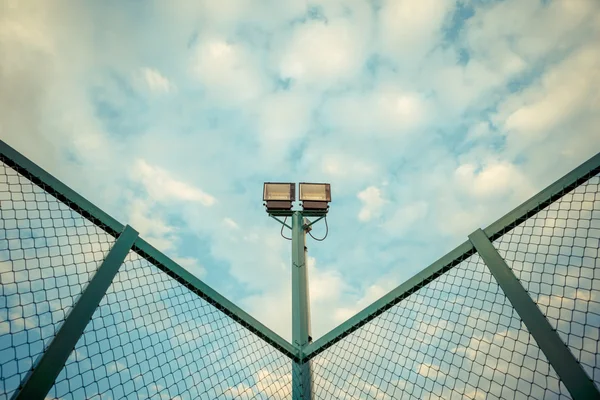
[292,211,313,399]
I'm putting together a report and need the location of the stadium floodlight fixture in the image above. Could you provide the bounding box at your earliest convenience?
[263,182,295,212]
[299,182,331,213]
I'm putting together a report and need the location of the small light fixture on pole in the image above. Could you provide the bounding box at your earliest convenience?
[263,181,331,400]
[263,182,295,213]
[299,183,331,214]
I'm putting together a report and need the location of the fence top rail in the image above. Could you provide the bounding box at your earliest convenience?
[0,139,299,362]
[0,141,124,237]
[303,151,600,361]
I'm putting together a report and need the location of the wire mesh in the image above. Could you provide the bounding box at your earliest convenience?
[47,251,292,400]
[493,173,600,390]
[0,162,115,400]
[310,254,571,400]
[1,140,599,400]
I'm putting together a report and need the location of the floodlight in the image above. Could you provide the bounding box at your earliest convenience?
[263,182,295,211]
[299,183,331,212]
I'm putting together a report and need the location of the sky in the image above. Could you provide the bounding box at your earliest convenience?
[1,0,599,348]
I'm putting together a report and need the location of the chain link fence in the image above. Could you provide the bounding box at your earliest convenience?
[311,254,570,400]
[0,163,115,399]
[493,174,600,389]
[47,251,292,400]
[1,140,599,400]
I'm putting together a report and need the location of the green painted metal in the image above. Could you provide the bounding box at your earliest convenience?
[484,152,600,241]
[0,140,124,237]
[270,215,293,230]
[469,228,600,400]
[291,212,311,347]
[269,209,327,218]
[12,225,139,400]
[133,237,300,361]
[300,210,328,217]
[267,209,294,217]
[303,151,600,361]
[304,215,325,229]
[292,212,313,399]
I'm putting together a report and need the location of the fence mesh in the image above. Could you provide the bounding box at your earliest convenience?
[0,162,115,400]
[47,251,292,400]
[1,142,599,400]
[493,173,600,390]
[310,254,570,400]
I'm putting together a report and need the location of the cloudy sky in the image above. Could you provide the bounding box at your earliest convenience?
[1,0,599,343]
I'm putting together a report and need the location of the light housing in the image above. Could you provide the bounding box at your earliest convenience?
[263,182,295,212]
[300,183,331,213]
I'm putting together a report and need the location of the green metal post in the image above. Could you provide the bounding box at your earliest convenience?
[292,211,313,399]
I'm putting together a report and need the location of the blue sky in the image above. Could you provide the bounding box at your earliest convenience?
[1,0,599,346]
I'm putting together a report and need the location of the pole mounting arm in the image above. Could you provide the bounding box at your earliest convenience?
[303,216,325,230]
[269,214,292,230]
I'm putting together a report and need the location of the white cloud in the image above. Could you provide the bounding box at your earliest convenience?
[382,201,429,236]
[298,145,381,198]
[190,38,266,103]
[466,0,598,64]
[128,197,174,245]
[378,0,454,63]
[309,256,399,338]
[307,256,345,304]
[454,161,533,200]
[225,368,292,398]
[254,368,292,398]
[106,359,128,374]
[140,67,173,93]
[278,19,366,87]
[241,255,348,341]
[223,218,240,230]
[243,285,292,340]
[0,11,55,55]
[417,362,441,379]
[333,283,391,324]
[465,121,492,142]
[275,0,373,89]
[253,90,314,163]
[225,383,255,398]
[425,0,598,122]
[125,195,208,279]
[357,186,386,222]
[497,44,600,157]
[240,252,397,341]
[321,85,429,139]
[133,159,216,206]
[321,154,377,181]
[173,256,206,279]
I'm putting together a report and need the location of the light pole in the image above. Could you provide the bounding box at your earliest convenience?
[263,182,331,400]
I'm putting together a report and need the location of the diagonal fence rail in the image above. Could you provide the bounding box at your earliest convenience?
[0,138,599,400]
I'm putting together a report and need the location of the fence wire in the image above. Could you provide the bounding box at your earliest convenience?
[0,163,115,400]
[493,173,600,390]
[47,251,292,400]
[311,254,570,400]
[1,140,599,400]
